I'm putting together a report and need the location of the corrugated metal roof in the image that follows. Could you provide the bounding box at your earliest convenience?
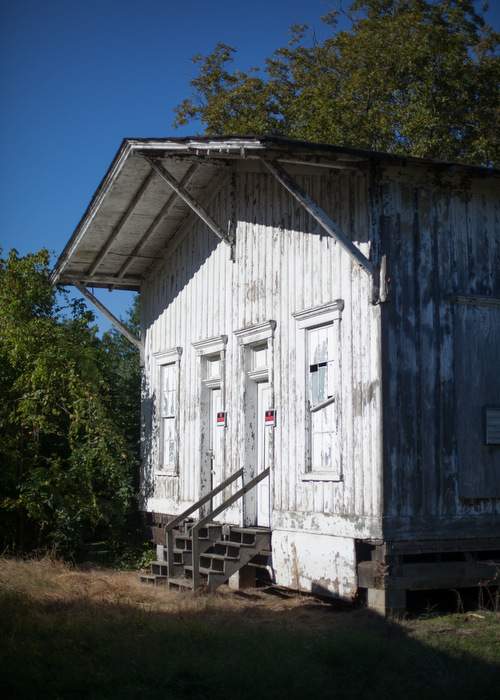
[51,136,499,291]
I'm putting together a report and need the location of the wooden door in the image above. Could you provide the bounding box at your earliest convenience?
[455,305,500,498]
[256,381,271,526]
[209,387,224,508]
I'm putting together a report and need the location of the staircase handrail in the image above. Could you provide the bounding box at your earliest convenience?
[165,467,244,534]
[165,467,244,576]
[190,467,270,589]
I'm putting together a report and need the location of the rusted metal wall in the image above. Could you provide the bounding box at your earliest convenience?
[380,165,500,539]
[141,161,383,551]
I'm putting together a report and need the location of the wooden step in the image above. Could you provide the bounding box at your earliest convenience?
[200,552,238,574]
[167,576,194,591]
[184,565,213,576]
[200,556,225,574]
[184,566,223,583]
[228,527,270,545]
[151,561,169,576]
[212,529,271,553]
[173,548,192,565]
[143,522,273,594]
[202,552,239,562]
[139,574,168,587]
[174,527,221,549]
[214,540,256,551]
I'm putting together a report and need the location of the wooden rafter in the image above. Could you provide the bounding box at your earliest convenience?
[86,167,156,277]
[75,282,143,355]
[261,159,374,276]
[115,163,198,281]
[62,273,142,289]
[143,155,231,247]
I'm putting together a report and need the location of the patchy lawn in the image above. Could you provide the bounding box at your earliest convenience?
[1,557,499,699]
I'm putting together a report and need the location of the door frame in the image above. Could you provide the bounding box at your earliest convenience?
[256,379,272,527]
[192,335,228,509]
[207,385,224,511]
[234,320,276,526]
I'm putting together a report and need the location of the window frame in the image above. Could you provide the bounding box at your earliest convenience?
[293,300,344,482]
[153,346,182,476]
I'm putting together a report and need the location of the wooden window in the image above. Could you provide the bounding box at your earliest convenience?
[160,363,177,471]
[252,343,268,371]
[307,324,337,471]
[205,355,221,381]
[306,323,338,472]
[453,303,500,498]
[153,347,182,475]
[293,300,343,482]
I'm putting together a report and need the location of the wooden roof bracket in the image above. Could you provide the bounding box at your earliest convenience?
[260,159,374,277]
[142,155,232,247]
[75,282,144,360]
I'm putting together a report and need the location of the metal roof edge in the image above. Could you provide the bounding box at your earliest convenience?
[121,134,500,175]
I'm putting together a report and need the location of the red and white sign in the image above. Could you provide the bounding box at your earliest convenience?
[264,409,276,427]
[216,411,226,427]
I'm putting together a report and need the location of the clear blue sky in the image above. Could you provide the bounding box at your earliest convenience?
[1,0,498,330]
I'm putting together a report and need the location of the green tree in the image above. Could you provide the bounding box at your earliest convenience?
[100,296,141,490]
[0,249,134,555]
[175,0,499,166]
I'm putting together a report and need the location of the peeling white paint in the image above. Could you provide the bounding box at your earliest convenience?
[272,530,357,598]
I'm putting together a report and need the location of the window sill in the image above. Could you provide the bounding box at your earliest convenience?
[300,472,343,482]
[155,470,179,477]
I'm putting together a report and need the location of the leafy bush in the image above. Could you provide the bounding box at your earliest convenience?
[0,249,140,556]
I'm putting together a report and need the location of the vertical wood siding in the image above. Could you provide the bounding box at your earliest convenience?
[381,168,500,537]
[141,164,383,539]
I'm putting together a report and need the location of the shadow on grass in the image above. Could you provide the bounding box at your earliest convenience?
[1,590,499,700]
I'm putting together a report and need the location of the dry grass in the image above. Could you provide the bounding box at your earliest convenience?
[0,555,339,621]
[1,556,500,699]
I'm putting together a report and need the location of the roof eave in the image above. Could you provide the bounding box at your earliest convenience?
[51,135,500,289]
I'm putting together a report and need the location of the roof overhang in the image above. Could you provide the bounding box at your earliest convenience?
[51,135,499,292]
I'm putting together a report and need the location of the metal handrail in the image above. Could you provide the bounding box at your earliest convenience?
[190,467,270,590]
[165,468,244,576]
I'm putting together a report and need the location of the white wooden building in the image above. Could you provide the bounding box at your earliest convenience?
[52,136,500,612]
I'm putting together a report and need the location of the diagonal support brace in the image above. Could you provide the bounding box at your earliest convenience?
[261,159,374,276]
[75,282,144,358]
[143,155,232,247]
